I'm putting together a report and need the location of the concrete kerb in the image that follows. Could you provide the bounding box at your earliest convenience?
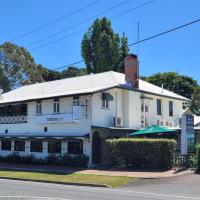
[0,176,111,188]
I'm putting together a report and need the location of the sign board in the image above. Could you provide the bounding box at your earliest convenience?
[36,106,82,124]
[181,113,194,155]
[37,113,73,124]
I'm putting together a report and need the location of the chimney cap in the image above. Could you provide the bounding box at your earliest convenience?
[126,54,137,59]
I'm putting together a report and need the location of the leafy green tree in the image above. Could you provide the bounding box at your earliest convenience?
[117,32,129,73]
[38,65,62,81]
[0,66,10,92]
[81,17,129,74]
[61,66,87,78]
[190,87,200,116]
[0,42,44,89]
[143,72,198,99]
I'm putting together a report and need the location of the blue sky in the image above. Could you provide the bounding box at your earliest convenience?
[1,0,200,83]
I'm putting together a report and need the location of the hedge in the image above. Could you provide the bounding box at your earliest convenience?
[196,145,200,172]
[0,153,89,167]
[106,138,176,169]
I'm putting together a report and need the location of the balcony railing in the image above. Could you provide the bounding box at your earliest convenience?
[0,115,28,124]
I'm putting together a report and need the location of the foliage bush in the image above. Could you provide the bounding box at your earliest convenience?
[173,154,197,168]
[106,138,176,170]
[0,153,89,167]
[196,145,200,172]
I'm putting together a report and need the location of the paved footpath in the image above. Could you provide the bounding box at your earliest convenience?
[0,163,194,178]
[0,174,200,200]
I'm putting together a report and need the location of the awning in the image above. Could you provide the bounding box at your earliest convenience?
[129,125,176,136]
[102,92,113,101]
[0,133,90,140]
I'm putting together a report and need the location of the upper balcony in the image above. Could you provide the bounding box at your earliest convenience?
[0,104,27,124]
[0,103,88,125]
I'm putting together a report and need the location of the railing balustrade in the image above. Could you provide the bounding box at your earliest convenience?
[0,115,28,124]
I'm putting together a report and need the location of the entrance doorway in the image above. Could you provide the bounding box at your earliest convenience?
[92,132,101,164]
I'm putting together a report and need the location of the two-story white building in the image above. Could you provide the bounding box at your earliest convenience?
[0,54,188,166]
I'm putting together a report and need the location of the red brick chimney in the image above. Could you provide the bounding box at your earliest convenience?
[125,54,139,88]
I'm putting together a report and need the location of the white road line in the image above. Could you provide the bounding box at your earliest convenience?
[0,179,200,200]
[0,196,71,200]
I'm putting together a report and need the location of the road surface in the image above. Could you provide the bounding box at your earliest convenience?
[0,174,200,200]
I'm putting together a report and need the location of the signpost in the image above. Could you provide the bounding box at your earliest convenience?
[181,112,194,155]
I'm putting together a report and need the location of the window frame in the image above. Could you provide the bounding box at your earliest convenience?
[169,101,173,117]
[1,140,11,151]
[68,141,83,154]
[30,140,43,153]
[14,140,25,152]
[36,100,42,115]
[157,99,162,116]
[102,98,109,109]
[48,140,61,154]
[53,98,60,114]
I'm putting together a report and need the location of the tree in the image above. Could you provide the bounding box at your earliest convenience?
[0,66,10,92]
[142,72,198,99]
[0,42,44,89]
[39,65,62,81]
[61,66,87,78]
[117,32,129,73]
[190,87,200,116]
[81,17,129,74]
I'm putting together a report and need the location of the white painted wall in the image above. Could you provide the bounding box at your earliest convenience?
[91,88,124,127]
[0,95,92,135]
[91,88,184,130]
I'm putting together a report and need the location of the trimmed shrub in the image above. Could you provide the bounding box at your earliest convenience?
[61,154,89,167]
[0,153,89,167]
[106,138,176,170]
[196,145,200,172]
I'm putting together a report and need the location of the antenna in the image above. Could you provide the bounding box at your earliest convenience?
[136,22,140,86]
[176,67,179,93]
[136,22,140,56]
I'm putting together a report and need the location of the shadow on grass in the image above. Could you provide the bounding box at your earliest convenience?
[0,163,88,175]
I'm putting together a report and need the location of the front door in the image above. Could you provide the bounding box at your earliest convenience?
[92,132,101,164]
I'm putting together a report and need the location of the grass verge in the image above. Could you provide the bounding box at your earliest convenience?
[0,170,134,188]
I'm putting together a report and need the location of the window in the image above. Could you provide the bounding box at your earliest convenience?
[48,140,61,153]
[14,141,25,152]
[30,141,43,152]
[68,141,83,154]
[169,101,173,117]
[157,99,162,115]
[73,96,80,106]
[1,140,11,151]
[44,127,48,132]
[102,93,113,109]
[102,98,109,109]
[53,99,60,114]
[141,104,148,112]
[36,100,42,115]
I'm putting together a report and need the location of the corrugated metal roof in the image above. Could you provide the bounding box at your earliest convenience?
[0,71,188,104]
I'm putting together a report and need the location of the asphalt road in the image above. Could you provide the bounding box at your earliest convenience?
[0,174,200,200]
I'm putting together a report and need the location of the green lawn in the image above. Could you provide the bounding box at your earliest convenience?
[0,170,134,188]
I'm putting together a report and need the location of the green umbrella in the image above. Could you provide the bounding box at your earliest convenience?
[129,125,176,136]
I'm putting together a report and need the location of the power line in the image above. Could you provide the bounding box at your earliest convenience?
[53,17,200,71]
[30,28,86,51]
[54,60,84,71]
[128,18,200,46]
[10,0,101,42]
[30,0,156,51]
[26,0,132,48]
